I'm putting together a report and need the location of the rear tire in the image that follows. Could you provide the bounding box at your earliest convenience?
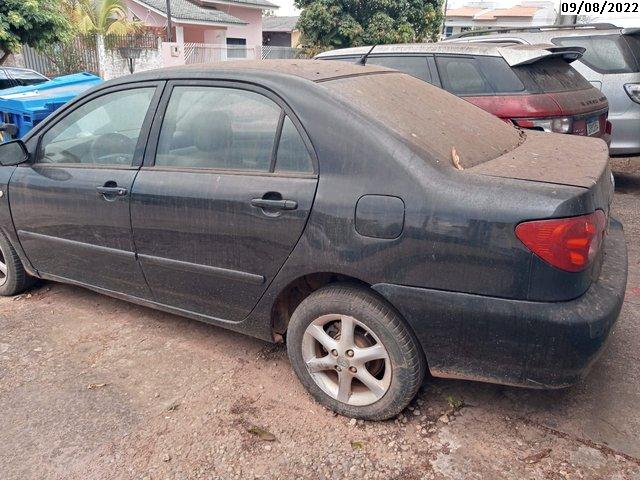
[0,232,35,296]
[286,284,425,420]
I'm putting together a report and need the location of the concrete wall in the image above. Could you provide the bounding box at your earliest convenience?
[99,38,164,81]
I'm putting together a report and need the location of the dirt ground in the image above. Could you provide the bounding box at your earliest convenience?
[1,158,640,480]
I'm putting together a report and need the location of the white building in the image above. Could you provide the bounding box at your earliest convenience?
[444,1,557,37]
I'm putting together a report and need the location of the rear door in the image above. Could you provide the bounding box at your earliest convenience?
[130,81,318,321]
[9,82,163,296]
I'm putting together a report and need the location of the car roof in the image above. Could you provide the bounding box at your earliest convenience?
[117,60,393,85]
[316,42,512,58]
[315,43,586,66]
[444,24,631,44]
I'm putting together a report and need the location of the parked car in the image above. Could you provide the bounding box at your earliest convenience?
[316,43,611,143]
[0,61,627,420]
[0,67,49,91]
[444,24,640,156]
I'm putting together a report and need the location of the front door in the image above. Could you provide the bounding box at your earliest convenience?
[9,83,162,297]
[131,82,318,321]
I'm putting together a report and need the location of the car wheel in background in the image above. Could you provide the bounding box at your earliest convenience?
[287,284,426,420]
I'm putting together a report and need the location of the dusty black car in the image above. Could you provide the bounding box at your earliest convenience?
[0,61,627,420]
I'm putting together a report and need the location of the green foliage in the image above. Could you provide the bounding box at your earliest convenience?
[0,0,71,64]
[295,0,443,53]
[67,0,142,35]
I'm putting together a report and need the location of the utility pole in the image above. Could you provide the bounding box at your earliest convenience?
[166,0,174,42]
[441,0,449,36]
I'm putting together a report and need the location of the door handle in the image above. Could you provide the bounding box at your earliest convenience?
[97,186,128,197]
[250,198,298,211]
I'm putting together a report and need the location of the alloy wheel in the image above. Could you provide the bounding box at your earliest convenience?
[301,314,391,406]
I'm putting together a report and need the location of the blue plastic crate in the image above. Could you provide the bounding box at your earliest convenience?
[0,72,103,141]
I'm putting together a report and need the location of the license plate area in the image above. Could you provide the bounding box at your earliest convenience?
[587,117,600,136]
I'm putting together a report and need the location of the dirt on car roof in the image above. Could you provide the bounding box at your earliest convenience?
[161,59,395,83]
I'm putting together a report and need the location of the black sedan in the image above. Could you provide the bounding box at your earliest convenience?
[0,61,627,420]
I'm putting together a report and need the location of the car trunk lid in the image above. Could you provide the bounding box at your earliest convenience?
[468,129,611,190]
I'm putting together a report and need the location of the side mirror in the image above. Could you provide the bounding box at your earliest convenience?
[0,139,30,167]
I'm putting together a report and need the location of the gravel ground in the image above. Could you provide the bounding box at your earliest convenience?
[1,158,639,480]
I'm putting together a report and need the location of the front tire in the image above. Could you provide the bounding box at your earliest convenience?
[0,232,35,296]
[286,284,425,420]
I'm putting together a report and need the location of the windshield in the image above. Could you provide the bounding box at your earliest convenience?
[553,34,640,74]
[6,69,48,86]
[322,72,522,168]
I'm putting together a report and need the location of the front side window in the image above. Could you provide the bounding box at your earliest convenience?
[156,86,282,171]
[38,88,155,165]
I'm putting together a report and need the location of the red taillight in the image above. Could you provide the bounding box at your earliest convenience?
[515,211,607,272]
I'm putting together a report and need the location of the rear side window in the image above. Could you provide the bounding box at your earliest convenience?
[275,116,313,173]
[436,56,490,95]
[435,56,524,95]
[513,58,592,93]
[553,35,640,74]
[365,56,431,83]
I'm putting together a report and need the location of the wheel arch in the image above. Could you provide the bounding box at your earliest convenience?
[270,272,370,339]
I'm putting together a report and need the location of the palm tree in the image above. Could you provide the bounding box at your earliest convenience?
[67,0,141,35]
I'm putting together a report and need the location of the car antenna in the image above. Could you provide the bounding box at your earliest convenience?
[355,45,376,66]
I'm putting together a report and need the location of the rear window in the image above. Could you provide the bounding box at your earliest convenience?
[435,56,525,95]
[553,35,640,74]
[322,73,522,168]
[513,58,592,93]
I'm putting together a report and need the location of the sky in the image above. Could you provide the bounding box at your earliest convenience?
[270,0,299,16]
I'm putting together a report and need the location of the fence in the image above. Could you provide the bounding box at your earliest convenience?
[22,35,99,77]
[184,43,261,64]
[261,46,303,60]
[21,37,305,78]
[183,44,303,64]
[22,34,162,77]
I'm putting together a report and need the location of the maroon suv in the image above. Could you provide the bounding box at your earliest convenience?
[317,43,611,142]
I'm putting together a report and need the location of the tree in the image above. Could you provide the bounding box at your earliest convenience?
[67,0,142,35]
[0,0,71,65]
[295,0,443,55]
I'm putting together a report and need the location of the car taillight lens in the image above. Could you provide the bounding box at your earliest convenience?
[512,117,573,134]
[515,211,607,272]
[624,83,640,104]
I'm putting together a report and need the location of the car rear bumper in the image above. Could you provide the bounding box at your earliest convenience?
[373,218,628,389]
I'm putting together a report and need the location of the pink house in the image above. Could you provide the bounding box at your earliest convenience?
[126,0,277,47]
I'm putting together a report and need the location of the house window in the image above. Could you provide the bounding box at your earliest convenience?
[445,26,454,37]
